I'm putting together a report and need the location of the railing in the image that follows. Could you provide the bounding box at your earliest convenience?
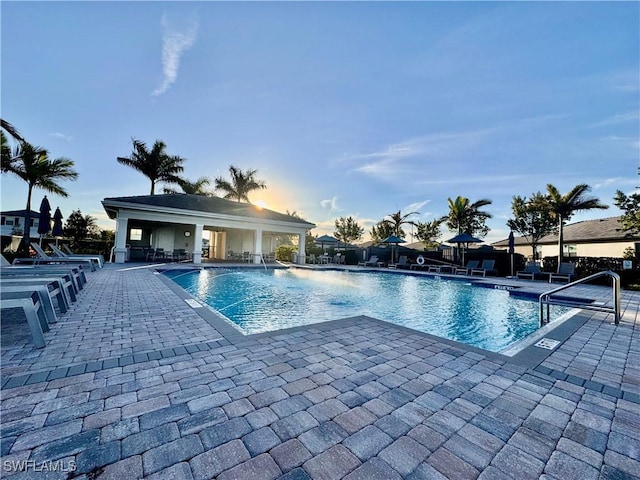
[539,270,621,326]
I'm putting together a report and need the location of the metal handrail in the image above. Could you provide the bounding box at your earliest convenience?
[539,270,621,326]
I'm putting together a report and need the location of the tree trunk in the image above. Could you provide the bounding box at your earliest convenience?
[21,184,34,254]
[557,215,564,272]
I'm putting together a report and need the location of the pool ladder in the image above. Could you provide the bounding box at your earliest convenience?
[539,270,621,326]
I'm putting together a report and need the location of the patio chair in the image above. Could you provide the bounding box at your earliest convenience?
[1,290,49,348]
[2,287,57,326]
[455,260,480,275]
[1,265,87,292]
[24,243,97,272]
[146,248,165,261]
[1,278,71,313]
[50,244,104,268]
[388,255,409,269]
[470,259,497,277]
[516,262,543,280]
[358,255,380,267]
[549,263,576,283]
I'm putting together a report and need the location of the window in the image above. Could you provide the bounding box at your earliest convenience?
[5,220,13,226]
[129,228,142,241]
[563,244,577,257]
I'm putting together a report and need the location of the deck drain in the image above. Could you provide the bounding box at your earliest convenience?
[535,338,561,350]
[185,299,202,308]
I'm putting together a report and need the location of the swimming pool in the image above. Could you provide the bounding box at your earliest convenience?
[164,268,569,352]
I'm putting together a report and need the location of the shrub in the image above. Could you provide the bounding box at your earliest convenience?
[276,245,297,262]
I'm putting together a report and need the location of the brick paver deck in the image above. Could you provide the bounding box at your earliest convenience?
[1,263,638,479]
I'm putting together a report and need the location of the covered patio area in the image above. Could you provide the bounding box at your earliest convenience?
[102,194,314,264]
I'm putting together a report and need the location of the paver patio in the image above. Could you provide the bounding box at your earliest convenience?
[1,263,638,479]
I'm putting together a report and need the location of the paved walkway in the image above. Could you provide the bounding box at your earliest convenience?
[1,263,638,479]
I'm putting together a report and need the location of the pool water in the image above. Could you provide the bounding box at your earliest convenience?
[164,268,569,352]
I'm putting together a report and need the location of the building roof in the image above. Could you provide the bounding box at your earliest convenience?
[492,216,638,247]
[102,194,315,228]
[1,210,39,217]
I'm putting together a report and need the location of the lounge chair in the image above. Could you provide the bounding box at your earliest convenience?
[455,260,480,275]
[2,287,57,325]
[1,265,87,293]
[549,263,576,283]
[516,262,545,280]
[471,259,497,277]
[358,255,380,267]
[50,244,104,268]
[1,278,71,313]
[21,243,97,271]
[1,290,49,348]
[388,256,409,269]
[62,243,106,264]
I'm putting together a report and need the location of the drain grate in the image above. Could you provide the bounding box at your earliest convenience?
[535,338,561,350]
[185,299,202,308]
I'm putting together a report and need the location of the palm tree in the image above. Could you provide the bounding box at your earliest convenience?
[2,142,78,251]
[117,138,185,195]
[1,118,25,143]
[543,184,608,268]
[163,176,213,196]
[215,165,266,202]
[382,210,420,238]
[441,196,493,237]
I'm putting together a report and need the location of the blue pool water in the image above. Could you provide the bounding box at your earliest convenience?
[164,268,569,352]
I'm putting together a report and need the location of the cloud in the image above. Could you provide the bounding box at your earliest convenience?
[320,196,340,212]
[152,13,199,97]
[50,132,72,142]
[404,200,430,214]
[588,111,640,129]
[594,177,638,190]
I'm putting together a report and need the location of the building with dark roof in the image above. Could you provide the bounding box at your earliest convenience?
[102,194,315,264]
[493,216,638,259]
[1,209,41,239]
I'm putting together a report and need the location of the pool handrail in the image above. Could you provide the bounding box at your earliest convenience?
[539,270,621,326]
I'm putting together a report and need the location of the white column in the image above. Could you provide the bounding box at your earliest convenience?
[297,231,306,264]
[254,228,263,264]
[114,216,129,264]
[192,224,203,264]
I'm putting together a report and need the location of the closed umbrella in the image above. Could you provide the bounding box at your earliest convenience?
[37,196,51,244]
[380,235,405,264]
[52,207,64,237]
[508,231,515,277]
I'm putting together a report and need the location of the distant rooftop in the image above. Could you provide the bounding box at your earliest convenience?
[493,216,637,246]
[102,194,315,228]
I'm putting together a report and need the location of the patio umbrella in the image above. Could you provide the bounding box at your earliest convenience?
[37,196,51,244]
[508,231,515,277]
[52,207,64,237]
[380,235,405,264]
[446,233,483,266]
[315,234,338,252]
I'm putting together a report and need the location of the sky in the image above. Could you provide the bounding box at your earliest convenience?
[2,1,639,245]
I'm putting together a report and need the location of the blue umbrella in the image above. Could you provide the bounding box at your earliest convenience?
[446,233,483,265]
[380,235,405,264]
[315,234,338,252]
[37,196,51,243]
[52,207,64,237]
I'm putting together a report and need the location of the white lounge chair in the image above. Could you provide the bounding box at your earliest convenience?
[358,255,380,267]
[50,244,104,268]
